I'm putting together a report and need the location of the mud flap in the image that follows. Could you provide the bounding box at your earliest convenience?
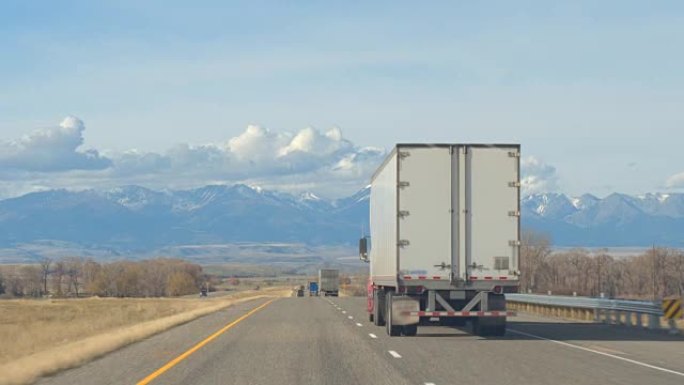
[390,296,420,326]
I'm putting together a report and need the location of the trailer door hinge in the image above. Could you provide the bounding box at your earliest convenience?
[398,151,411,160]
[398,181,410,189]
[508,181,521,188]
[508,151,521,158]
[509,240,522,247]
[508,210,521,217]
[398,239,410,248]
[398,210,410,218]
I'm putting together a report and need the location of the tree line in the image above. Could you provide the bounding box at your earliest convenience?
[0,258,205,298]
[520,231,684,300]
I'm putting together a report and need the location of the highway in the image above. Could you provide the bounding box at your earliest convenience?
[37,296,684,385]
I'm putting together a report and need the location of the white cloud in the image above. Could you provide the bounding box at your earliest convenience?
[228,124,287,162]
[665,172,684,189]
[521,156,559,194]
[0,116,112,172]
[279,127,350,157]
[0,118,386,198]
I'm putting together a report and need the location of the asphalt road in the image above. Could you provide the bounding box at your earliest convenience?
[37,296,684,385]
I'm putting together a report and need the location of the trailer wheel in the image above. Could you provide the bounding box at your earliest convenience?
[489,317,507,336]
[385,292,401,336]
[471,318,485,336]
[440,318,466,327]
[402,324,418,336]
[472,317,506,337]
[373,289,385,326]
[484,293,507,336]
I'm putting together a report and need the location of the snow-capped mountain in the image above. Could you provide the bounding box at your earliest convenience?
[522,192,684,246]
[1,186,684,252]
[0,184,370,250]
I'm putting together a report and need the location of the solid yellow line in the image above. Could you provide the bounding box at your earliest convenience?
[136,299,276,385]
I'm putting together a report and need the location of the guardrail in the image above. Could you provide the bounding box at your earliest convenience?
[506,293,680,333]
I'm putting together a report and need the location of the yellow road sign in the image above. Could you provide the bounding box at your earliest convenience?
[662,297,683,320]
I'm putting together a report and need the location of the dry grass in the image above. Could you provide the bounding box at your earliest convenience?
[340,275,368,297]
[0,287,289,385]
[340,283,366,297]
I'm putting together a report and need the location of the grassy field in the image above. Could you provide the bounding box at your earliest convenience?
[340,275,367,297]
[0,287,289,385]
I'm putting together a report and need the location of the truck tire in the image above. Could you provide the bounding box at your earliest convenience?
[385,292,402,336]
[472,318,486,336]
[373,289,386,326]
[472,317,506,337]
[440,318,466,327]
[490,318,507,336]
[369,313,374,322]
[402,324,418,336]
[485,293,507,336]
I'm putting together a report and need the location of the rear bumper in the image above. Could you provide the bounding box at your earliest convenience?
[403,310,515,318]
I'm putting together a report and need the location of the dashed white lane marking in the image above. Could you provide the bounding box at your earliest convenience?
[356,323,363,327]
[388,350,402,358]
[508,329,684,378]
[425,383,436,385]
[348,316,353,320]
[369,333,377,339]
[342,311,347,314]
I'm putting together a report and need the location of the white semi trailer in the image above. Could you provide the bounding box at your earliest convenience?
[318,269,340,297]
[359,144,520,336]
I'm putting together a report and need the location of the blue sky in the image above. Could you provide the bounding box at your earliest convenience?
[1,1,683,198]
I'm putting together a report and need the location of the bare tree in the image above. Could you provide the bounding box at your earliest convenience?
[520,230,552,292]
[64,257,84,297]
[40,257,52,296]
[594,252,612,296]
[4,266,25,297]
[673,250,684,296]
[52,260,65,296]
[22,265,43,297]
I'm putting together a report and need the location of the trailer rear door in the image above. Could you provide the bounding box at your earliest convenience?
[397,146,452,280]
[465,146,520,281]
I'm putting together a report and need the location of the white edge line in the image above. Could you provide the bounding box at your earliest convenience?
[369,333,377,339]
[507,329,684,378]
[388,350,402,358]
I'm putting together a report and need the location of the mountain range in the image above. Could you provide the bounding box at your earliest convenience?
[0,184,369,250]
[522,192,684,247]
[0,186,683,259]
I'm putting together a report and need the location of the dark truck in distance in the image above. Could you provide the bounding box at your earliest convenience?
[360,144,521,336]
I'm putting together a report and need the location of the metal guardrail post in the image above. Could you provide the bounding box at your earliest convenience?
[647,314,660,330]
[668,319,680,335]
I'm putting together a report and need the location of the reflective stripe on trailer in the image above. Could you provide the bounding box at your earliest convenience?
[402,275,447,280]
[403,311,516,317]
[469,276,511,280]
